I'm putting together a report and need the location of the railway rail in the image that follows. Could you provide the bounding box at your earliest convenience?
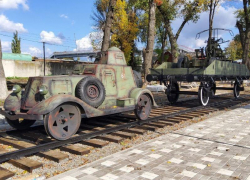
[0,93,250,179]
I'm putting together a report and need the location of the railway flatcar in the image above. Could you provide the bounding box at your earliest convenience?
[146,29,250,106]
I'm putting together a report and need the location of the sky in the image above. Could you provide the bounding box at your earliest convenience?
[0,0,244,58]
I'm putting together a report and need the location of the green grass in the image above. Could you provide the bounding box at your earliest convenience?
[6,77,29,80]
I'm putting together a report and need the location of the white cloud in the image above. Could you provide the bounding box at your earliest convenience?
[46,48,52,56]
[75,35,93,51]
[28,47,42,57]
[23,47,51,57]
[40,31,63,45]
[0,14,27,33]
[173,5,237,49]
[0,0,29,10]
[2,41,11,52]
[60,14,68,19]
[74,31,103,51]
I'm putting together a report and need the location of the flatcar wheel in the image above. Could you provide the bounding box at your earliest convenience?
[6,118,36,130]
[44,103,81,140]
[233,82,240,98]
[198,86,209,106]
[211,83,216,97]
[166,82,179,104]
[134,94,152,120]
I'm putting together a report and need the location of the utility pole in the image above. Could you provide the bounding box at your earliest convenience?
[43,42,46,76]
[74,33,79,61]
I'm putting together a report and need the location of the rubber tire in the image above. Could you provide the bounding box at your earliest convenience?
[76,76,106,108]
[133,70,143,88]
[166,82,179,104]
[233,82,240,98]
[6,118,36,130]
[198,86,209,106]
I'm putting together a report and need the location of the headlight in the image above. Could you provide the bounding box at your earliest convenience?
[39,85,48,95]
[12,85,21,93]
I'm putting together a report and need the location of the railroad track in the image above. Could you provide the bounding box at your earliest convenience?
[0,93,250,179]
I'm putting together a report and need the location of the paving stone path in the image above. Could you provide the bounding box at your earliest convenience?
[49,105,250,180]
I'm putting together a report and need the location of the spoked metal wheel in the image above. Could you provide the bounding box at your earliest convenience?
[166,82,179,104]
[233,82,240,98]
[44,103,81,140]
[134,94,152,120]
[6,118,36,130]
[198,86,209,106]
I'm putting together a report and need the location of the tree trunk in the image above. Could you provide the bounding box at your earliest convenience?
[243,27,250,68]
[208,1,214,57]
[101,0,116,52]
[236,0,250,69]
[0,40,8,99]
[160,29,167,63]
[236,21,245,49]
[144,0,156,79]
[165,20,178,63]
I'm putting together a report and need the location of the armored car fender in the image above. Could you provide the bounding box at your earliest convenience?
[27,94,105,118]
[129,88,157,107]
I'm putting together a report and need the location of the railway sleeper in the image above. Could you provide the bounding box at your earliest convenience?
[122,128,146,135]
[9,158,43,173]
[81,139,109,148]
[0,167,15,180]
[96,135,124,143]
[60,145,90,155]
[111,131,135,139]
[38,150,69,163]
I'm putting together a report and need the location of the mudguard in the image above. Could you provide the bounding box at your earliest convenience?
[27,94,105,118]
[4,93,21,112]
[129,88,157,107]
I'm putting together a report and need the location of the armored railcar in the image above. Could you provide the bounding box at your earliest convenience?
[147,29,250,106]
[1,47,156,140]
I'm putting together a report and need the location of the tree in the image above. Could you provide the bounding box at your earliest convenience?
[144,0,156,78]
[205,0,221,58]
[156,0,205,63]
[225,37,243,60]
[101,0,117,51]
[93,0,139,62]
[236,0,250,69]
[155,8,168,63]
[89,30,103,51]
[111,0,139,62]
[11,31,21,54]
[0,40,8,99]
[91,0,109,31]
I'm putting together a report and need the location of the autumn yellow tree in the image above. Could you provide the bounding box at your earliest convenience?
[111,0,139,62]
[226,40,243,60]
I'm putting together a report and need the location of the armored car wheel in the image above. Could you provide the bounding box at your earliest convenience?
[233,82,240,98]
[134,94,152,120]
[166,82,179,104]
[44,103,81,140]
[6,118,36,130]
[198,86,209,106]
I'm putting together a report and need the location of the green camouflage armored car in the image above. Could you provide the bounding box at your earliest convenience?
[0,47,156,140]
[147,29,250,106]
